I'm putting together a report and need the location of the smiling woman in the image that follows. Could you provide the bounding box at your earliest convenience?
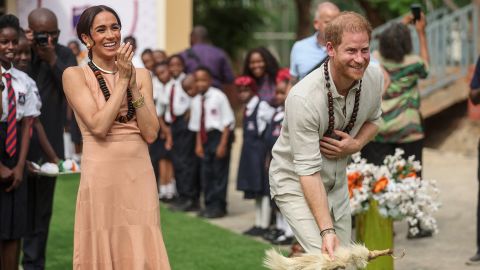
[62,5,170,270]
[242,47,279,105]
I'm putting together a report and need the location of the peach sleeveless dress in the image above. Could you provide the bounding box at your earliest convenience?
[72,65,170,269]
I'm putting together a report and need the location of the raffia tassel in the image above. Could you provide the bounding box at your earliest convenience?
[264,243,403,270]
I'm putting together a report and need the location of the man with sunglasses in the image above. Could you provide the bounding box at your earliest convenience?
[22,8,77,270]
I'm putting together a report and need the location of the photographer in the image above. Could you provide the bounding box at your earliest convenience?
[22,8,76,270]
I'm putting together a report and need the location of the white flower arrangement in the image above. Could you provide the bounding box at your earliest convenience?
[347,149,440,235]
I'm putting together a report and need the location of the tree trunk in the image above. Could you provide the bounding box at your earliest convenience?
[294,0,312,40]
[356,0,386,27]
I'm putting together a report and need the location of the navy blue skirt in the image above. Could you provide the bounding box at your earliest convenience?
[0,121,28,240]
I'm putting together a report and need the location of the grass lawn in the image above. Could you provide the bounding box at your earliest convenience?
[46,174,273,270]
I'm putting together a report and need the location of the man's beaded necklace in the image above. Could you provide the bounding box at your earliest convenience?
[88,61,135,123]
[323,58,362,139]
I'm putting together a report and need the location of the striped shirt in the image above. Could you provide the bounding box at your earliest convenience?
[374,54,428,143]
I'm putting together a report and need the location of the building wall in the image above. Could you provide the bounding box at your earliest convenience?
[8,0,192,56]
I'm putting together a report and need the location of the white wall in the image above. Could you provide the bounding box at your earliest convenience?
[16,0,163,54]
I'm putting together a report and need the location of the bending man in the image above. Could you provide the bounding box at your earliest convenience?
[269,12,383,258]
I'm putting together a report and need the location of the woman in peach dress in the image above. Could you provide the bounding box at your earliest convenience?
[62,5,170,269]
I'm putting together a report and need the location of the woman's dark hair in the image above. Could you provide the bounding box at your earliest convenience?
[0,14,20,33]
[242,46,279,84]
[167,54,185,67]
[76,5,121,59]
[379,22,412,63]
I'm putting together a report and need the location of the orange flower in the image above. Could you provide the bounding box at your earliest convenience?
[348,172,363,198]
[373,176,389,193]
[406,171,417,178]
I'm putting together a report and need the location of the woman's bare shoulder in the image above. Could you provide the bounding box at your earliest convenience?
[63,66,85,79]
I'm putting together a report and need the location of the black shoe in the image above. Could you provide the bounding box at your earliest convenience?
[169,199,199,212]
[198,208,226,219]
[271,234,294,245]
[262,228,284,241]
[407,228,433,239]
[243,226,267,237]
[466,253,480,265]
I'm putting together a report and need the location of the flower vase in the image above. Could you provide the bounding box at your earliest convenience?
[355,199,394,270]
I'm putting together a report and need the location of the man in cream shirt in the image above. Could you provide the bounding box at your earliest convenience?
[269,12,383,259]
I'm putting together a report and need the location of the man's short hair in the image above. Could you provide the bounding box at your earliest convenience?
[324,11,372,48]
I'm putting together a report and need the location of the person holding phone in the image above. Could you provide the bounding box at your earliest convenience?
[22,8,78,270]
[63,5,170,269]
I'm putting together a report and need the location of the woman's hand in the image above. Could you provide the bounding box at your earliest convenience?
[116,42,134,81]
[414,12,427,33]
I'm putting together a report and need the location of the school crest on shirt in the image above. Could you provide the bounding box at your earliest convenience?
[18,92,26,105]
[210,108,218,116]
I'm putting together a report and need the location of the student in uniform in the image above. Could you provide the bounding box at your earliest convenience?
[151,61,175,201]
[263,68,294,245]
[161,55,199,211]
[190,66,235,218]
[0,14,41,270]
[234,75,275,236]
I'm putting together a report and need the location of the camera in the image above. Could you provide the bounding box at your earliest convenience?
[410,4,422,23]
[33,32,49,47]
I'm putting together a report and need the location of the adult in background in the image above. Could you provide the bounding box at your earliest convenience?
[22,8,77,270]
[360,13,431,239]
[269,12,383,256]
[64,5,170,269]
[242,47,279,105]
[289,1,340,84]
[468,56,480,266]
[181,25,234,90]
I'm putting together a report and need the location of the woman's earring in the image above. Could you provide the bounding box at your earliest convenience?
[86,42,91,49]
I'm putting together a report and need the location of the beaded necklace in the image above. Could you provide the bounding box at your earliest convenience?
[323,58,361,139]
[88,61,135,123]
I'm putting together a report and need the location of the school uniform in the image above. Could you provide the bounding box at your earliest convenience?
[0,66,41,240]
[265,106,284,152]
[160,73,200,205]
[149,76,170,179]
[189,87,235,214]
[237,96,275,199]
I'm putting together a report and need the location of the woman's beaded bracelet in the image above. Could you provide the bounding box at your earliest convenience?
[320,228,336,238]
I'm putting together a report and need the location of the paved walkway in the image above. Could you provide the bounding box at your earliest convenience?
[203,129,478,269]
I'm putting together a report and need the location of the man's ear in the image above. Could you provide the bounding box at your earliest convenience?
[326,42,335,57]
[313,18,321,32]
